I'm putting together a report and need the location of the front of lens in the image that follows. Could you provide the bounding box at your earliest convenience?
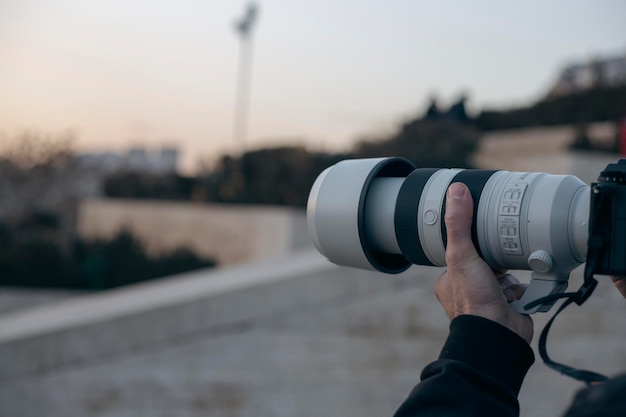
[307,157,415,273]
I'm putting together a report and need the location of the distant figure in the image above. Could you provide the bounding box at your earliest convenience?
[446,95,470,123]
[572,125,592,151]
[424,97,441,120]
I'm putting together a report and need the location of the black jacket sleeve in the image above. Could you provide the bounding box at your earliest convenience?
[393,315,535,417]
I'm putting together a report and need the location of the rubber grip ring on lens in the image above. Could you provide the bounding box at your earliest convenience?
[394,168,440,266]
[357,158,415,274]
[442,170,498,257]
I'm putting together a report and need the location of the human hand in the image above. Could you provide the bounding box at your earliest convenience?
[434,182,533,344]
[610,276,626,298]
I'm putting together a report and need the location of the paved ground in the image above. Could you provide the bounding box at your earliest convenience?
[1,254,625,417]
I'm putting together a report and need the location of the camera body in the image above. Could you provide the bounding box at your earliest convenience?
[307,158,626,314]
[589,159,626,276]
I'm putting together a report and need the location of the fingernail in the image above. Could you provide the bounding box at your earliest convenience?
[448,183,465,201]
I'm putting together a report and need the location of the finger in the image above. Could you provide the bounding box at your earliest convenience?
[498,273,527,302]
[444,183,481,268]
[497,273,520,288]
[503,284,528,303]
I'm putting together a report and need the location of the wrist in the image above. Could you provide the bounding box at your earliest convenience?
[464,306,533,344]
[440,315,535,395]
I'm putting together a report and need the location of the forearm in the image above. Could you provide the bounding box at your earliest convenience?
[394,315,535,417]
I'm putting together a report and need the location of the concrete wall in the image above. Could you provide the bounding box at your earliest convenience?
[472,122,618,184]
[77,200,310,266]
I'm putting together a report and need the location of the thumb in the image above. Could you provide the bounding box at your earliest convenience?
[445,182,481,268]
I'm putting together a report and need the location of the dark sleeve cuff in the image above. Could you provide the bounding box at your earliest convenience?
[438,315,535,395]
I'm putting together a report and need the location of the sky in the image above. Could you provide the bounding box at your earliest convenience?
[1,0,625,172]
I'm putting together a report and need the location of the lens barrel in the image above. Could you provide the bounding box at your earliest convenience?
[308,158,589,276]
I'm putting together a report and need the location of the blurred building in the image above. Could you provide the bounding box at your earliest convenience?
[155,147,180,174]
[126,147,150,171]
[548,53,626,97]
[79,146,179,175]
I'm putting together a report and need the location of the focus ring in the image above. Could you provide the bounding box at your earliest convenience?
[394,168,440,266]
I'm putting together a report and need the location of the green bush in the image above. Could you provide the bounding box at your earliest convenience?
[0,225,216,290]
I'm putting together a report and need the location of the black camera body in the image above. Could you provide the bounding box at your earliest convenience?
[589,159,626,276]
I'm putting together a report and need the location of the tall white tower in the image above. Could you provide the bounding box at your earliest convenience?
[232,3,259,153]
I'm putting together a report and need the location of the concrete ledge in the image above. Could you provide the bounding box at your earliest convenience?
[0,288,83,315]
[0,251,417,382]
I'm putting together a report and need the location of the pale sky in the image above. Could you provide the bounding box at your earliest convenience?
[1,0,624,171]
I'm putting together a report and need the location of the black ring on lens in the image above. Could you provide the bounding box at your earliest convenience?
[442,170,498,257]
[394,168,441,266]
[358,158,415,274]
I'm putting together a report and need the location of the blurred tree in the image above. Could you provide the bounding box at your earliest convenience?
[0,131,81,252]
[355,119,480,168]
[241,147,318,205]
[103,171,196,200]
[476,85,626,131]
[195,146,346,206]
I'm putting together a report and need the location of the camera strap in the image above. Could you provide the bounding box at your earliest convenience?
[523,184,613,385]
[522,276,605,384]
[534,283,607,385]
